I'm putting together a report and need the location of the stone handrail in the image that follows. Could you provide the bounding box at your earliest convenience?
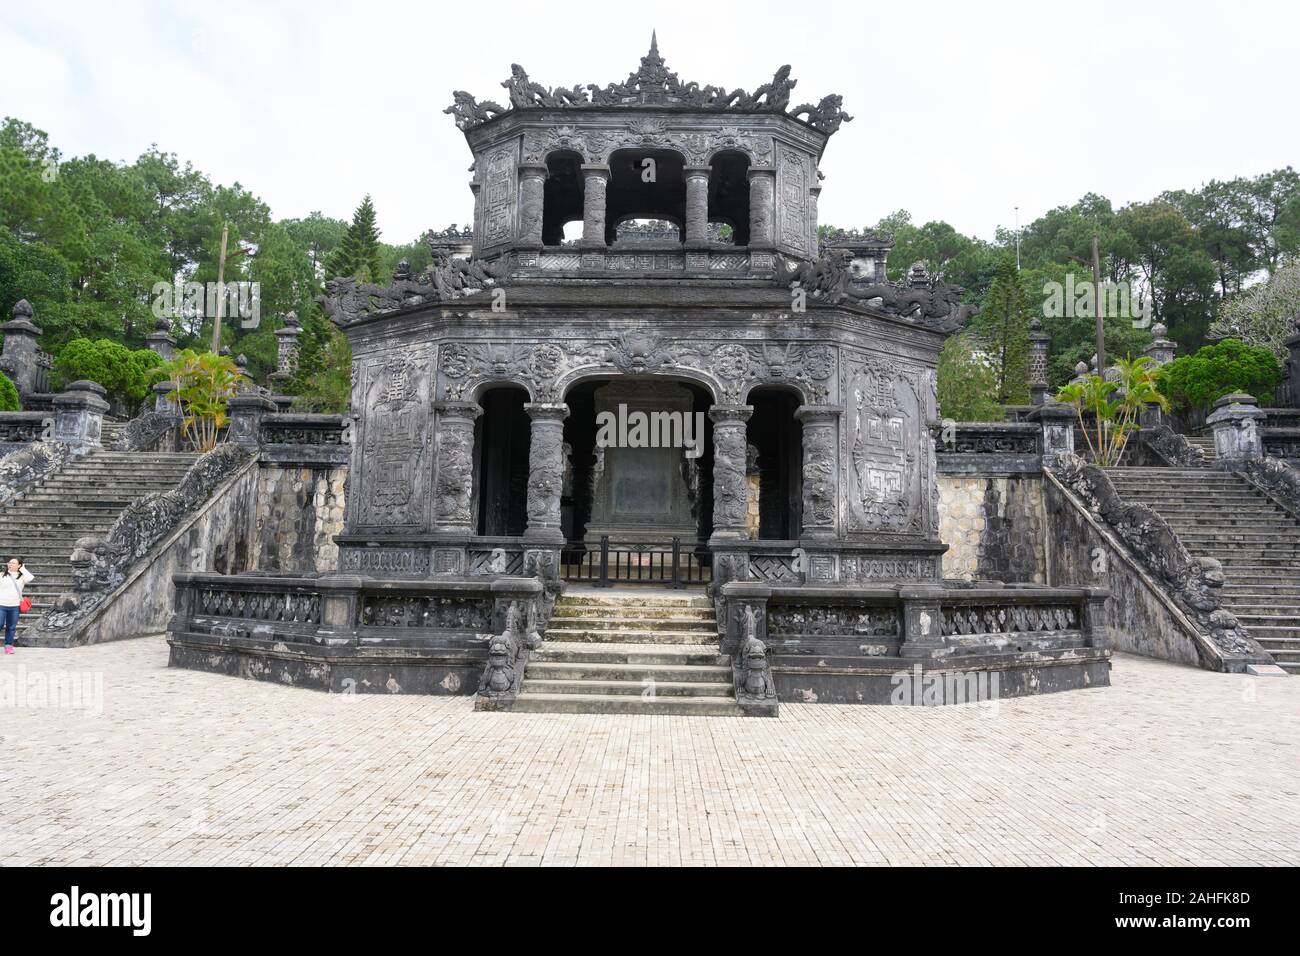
[111,410,182,452]
[1242,455,1300,519]
[1262,427,1300,462]
[258,412,350,466]
[1141,421,1207,467]
[0,411,53,446]
[1048,453,1274,671]
[934,420,1041,475]
[0,439,74,505]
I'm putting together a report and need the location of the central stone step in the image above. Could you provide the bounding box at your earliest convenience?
[511,589,745,715]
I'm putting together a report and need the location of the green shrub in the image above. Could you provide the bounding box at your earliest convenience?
[0,371,19,411]
[1158,338,1281,410]
[52,338,164,410]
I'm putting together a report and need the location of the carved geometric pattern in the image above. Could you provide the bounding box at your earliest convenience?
[940,603,1079,637]
[197,587,321,625]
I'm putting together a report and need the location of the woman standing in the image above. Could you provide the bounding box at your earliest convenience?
[0,557,33,653]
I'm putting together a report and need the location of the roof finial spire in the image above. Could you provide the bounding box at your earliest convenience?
[650,30,658,56]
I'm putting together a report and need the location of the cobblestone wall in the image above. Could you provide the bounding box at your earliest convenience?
[938,476,1045,583]
[252,464,348,573]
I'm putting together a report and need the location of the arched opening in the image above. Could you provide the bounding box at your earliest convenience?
[542,150,584,246]
[708,150,751,246]
[561,377,714,581]
[606,148,686,246]
[475,386,531,536]
[746,387,803,540]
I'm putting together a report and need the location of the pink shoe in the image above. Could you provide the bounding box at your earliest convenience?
[3,646,12,654]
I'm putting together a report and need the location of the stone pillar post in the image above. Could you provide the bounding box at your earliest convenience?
[898,585,946,661]
[683,166,711,248]
[153,380,180,416]
[52,381,109,451]
[269,312,302,389]
[0,299,43,398]
[145,316,178,362]
[226,393,276,448]
[580,164,610,250]
[807,185,822,257]
[1207,392,1265,470]
[523,402,569,543]
[517,163,548,252]
[1034,401,1075,468]
[1028,318,1051,405]
[709,405,754,541]
[1143,322,1178,367]
[432,400,482,533]
[747,168,776,250]
[794,405,842,539]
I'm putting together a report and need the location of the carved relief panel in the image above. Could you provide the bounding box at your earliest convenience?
[479,141,520,254]
[841,353,930,536]
[351,344,434,533]
[776,143,810,257]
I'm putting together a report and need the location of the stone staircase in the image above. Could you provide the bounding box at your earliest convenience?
[1104,467,1300,673]
[510,589,744,715]
[1,449,199,638]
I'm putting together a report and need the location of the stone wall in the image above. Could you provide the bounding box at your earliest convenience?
[252,464,348,573]
[938,476,1045,583]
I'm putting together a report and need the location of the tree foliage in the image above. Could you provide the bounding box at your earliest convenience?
[52,337,162,411]
[0,371,18,412]
[1210,261,1300,360]
[936,334,1002,421]
[1157,338,1281,411]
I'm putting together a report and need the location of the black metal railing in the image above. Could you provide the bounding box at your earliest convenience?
[562,536,710,588]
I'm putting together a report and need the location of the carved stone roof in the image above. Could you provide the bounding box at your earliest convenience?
[444,34,852,136]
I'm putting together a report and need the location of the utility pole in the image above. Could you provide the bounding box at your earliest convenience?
[1014,206,1020,271]
[210,223,250,354]
[1092,233,1105,374]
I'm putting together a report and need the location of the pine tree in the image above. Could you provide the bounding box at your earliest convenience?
[973,255,1033,405]
[324,195,383,282]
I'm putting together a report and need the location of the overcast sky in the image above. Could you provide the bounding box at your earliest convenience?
[3,0,1297,245]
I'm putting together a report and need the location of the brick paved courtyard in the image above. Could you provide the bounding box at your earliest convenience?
[1,635,1297,866]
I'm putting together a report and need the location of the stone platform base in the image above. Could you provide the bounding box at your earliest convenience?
[772,650,1111,705]
[167,631,485,696]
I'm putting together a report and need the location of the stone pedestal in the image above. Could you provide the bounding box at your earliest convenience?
[52,380,109,451]
[433,400,482,533]
[794,405,841,539]
[227,393,277,448]
[1143,322,1178,367]
[709,404,754,542]
[1034,401,1075,468]
[586,382,698,544]
[1208,392,1265,470]
[0,299,43,398]
[523,402,568,543]
[146,317,178,363]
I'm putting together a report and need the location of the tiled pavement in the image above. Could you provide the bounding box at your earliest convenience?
[1,635,1297,866]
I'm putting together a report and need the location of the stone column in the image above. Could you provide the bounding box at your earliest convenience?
[523,402,569,542]
[1034,401,1075,468]
[1286,320,1300,409]
[580,164,610,250]
[747,168,776,250]
[433,400,482,533]
[0,299,43,397]
[226,393,276,448]
[683,166,711,248]
[1143,322,1178,367]
[898,585,946,661]
[710,405,754,541]
[517,163,548,252]
[1207,392,1265,470]
[1028,318,1051,405]
[807,185,822,258]
[52,381,109,451]
[269,312,302,389]
[145,316,177,362]
[794,405,841,539]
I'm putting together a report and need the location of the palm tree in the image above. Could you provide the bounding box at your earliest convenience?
[1056,356,1168,467]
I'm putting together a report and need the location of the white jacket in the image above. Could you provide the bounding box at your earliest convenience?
[0,567,33,607]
